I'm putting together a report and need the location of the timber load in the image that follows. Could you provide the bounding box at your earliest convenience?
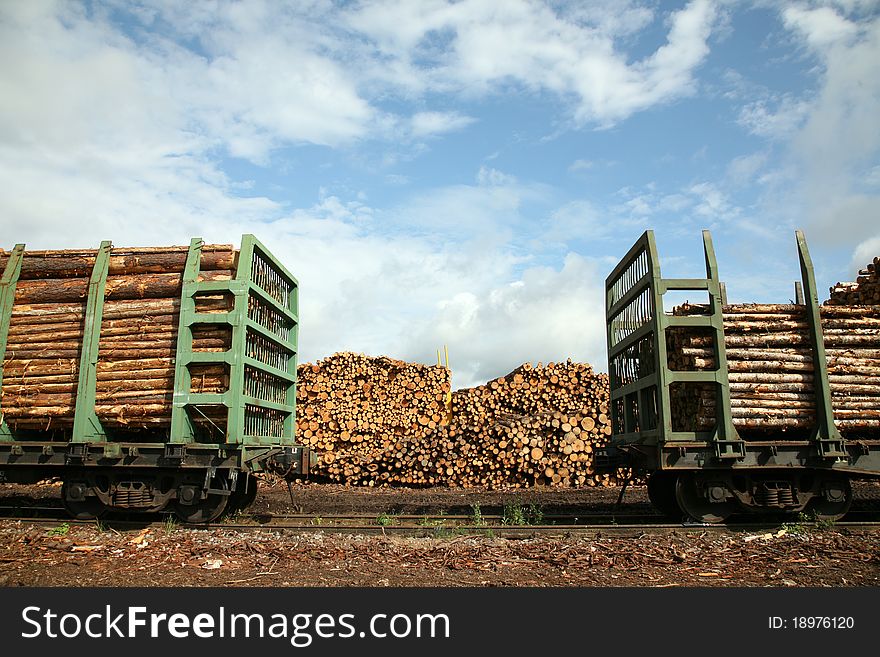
[827,256,880,305]
[667,302,880,437]
[0,244,237,430]
[296,354,627,488]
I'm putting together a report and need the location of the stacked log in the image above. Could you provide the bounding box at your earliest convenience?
[445,361,621,488]
[827,257,880,305]
[295,353,450,486]
[667,303,880,437]
[295,355,626,488]
[0,245,236,430]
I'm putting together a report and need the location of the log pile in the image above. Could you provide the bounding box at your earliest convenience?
[667,303,880,437]
[295,353,450,486]
[0,245,236,430]
[443,361,622,488]
[295,355,626,488]
[827,257,880,305]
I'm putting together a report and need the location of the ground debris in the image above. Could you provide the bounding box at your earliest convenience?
[1,481,879,587]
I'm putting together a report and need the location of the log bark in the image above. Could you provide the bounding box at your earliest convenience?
[13,271,232,304]
[0,249,235,280]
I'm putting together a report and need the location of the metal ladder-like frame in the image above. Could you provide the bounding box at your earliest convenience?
[606,230,743,460]
[170,236,299,448]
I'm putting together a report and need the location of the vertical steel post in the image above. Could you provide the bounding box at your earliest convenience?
[701,230,741,457]
[170,238,203,444]
[0,244,25,441]
[645,232,670,437]
[72,241,112,443]
[286,269,299,443]
[232,235,257,445]
[795,231,846,459]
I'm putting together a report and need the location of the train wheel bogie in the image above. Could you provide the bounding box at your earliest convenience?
[61,480,108,520]
[57,469,246,522]
[674,473,736,524]
[647,469,857,524]
[173,474,229,524]
[807,477,852,521]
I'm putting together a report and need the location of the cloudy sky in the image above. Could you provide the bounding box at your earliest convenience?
[1,0,878,388]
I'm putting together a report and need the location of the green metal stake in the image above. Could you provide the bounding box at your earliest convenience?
[0,244,25,441]
[700,230,741,458]
[170,238,203,444]
[796,230,846,459]
[230,236,256,446]
[645,231,670,439]
[287,282,299,444]
[72,241,112,443]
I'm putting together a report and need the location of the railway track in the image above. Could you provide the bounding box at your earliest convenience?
[2,505,880,537]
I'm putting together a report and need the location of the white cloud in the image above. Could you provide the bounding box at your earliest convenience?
[568,159,595,172]
[476,165,517,187]
[726,151,769,186]
[346,0,719,127]
[546,200,606,241]
[624,196,654,217]
[688,182,738,220]
[404,253,608,388]
[408,111,476,138]
[737,96,811,139]
[852,236,880,273]
[778,6,880,260]
[266,190,611,386]
[0,1,377,170]
[782,4,859,49]
[0,1,723,177]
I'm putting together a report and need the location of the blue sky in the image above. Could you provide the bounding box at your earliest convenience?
[1,0,878,388]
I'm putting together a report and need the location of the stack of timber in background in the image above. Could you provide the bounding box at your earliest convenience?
[442,361,621,488]
[667,299,880,437]
[295,354,627,488]
[295,352,450,486]
[827,256,880,305]
[0,245,236,431]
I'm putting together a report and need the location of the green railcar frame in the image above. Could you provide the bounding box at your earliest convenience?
[0,235,310,479]
[604,230,880,476]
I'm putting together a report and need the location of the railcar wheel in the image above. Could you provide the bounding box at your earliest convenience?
[173,477,228,524]
[647,472,680,518]
[675,474,734,524]
[227,474,259,514]
[61,481,107,521]
[809,477,852,521]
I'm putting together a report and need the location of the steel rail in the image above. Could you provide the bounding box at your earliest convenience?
[3,512,880,538]
[3,517,880,538]
[4,506,880,524]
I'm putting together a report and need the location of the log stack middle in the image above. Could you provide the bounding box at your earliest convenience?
[295,353,624,488]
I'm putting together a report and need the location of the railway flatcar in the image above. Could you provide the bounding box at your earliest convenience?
[0,235,313,522]
[602,230,880,522]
